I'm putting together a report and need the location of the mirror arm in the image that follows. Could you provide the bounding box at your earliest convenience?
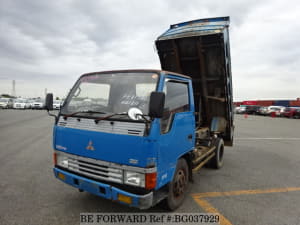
[142,115,151,135]
[47,109,58,122]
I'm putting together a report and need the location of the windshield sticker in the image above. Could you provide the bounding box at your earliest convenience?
[120,94,140,106]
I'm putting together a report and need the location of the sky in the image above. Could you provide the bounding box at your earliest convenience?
[0,0,299,101]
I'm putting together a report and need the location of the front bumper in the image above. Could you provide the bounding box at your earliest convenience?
[53,167,153,209]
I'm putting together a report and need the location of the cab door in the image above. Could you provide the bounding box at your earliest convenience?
[157,76,195,187]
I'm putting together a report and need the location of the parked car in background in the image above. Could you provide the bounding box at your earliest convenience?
[0,98,14,109]
[279,107,287,117]
[27,99,35,109]
[267,106,285,116]
[245,105,260,115]
[235,106,246,114]
[31,99,45,109]
[13,99,31,109]
[282,107,300,118]
[258,106,269,116]
[234,106,241,114]
[53,100,62,110]
[294,109,300,119]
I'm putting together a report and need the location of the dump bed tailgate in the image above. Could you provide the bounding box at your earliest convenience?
[157,17,230,40]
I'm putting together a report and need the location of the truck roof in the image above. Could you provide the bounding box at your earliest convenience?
[81,69,191,79]
[157,16,230,41]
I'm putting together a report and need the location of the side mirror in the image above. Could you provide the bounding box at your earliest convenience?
[45,93,53,111]
[149,92,165,118]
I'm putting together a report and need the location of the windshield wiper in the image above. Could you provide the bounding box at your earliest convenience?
[62,110,107,119]
[135,113,151,123]
[62,110,150,123]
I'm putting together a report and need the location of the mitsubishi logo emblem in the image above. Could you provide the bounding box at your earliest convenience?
[86,140,95,151]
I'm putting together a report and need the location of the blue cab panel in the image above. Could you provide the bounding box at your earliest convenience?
[54,125,157,168]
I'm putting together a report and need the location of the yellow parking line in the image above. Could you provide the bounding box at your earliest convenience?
[191,187,300,225]
[193,197,233,225]
[191,187,300,198]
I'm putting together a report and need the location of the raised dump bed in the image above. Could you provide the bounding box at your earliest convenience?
[156,17,234,145]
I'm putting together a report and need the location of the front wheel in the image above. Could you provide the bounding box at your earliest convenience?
[163,158,189,211]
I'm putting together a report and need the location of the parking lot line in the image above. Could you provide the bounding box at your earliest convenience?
[193,197,233,225]
[192,187,300,198]
[191,187,300,225]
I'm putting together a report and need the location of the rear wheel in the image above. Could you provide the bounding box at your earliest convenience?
[163,158,189,211]
[209,138,224,169]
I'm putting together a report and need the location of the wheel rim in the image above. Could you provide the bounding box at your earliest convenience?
[173,169,187,198]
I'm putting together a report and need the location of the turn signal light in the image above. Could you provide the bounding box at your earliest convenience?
[145,172,157,190]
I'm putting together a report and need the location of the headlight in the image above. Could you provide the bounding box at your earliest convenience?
[56,153,69,168]
[124,171,145,187]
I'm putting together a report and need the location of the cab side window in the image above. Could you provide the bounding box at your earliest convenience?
[161,81,190,133]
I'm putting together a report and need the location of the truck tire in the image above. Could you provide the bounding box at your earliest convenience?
[209,138,224,169]
[163,158,189,211]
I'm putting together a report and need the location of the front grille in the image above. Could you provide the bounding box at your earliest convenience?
[57,117,146,136]
[61,153,123,184]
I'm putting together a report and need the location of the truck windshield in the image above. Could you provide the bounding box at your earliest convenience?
[61,72,159,117]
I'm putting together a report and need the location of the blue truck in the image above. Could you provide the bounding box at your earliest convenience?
[45,17,233,210]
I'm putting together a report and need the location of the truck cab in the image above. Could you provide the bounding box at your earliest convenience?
[46,17,233,210]
[50,70,194,209]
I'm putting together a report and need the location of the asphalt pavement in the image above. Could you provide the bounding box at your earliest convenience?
[0,110,300,225]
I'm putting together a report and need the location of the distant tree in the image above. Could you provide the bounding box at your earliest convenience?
[56,97,60,100]
[1,94,15,98]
